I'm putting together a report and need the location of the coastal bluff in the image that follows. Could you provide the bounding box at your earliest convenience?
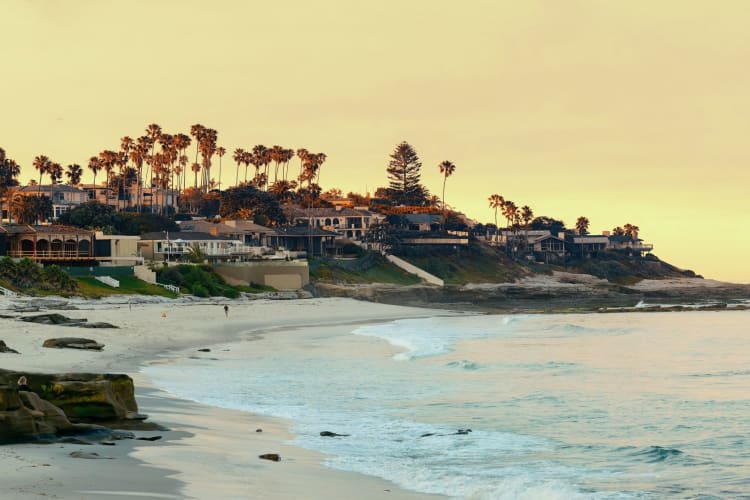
[0,370,142,443]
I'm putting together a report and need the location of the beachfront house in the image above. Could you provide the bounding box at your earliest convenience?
[178,219,276,248]
[286,206,385,241]
[14,185,88,221]
[606,234,654,256]
[138,231,262,263]
[0,224,94,262]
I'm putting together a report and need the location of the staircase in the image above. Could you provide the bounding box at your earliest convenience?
[95,276,120,288]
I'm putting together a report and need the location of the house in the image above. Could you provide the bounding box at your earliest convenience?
[267,226,338,257]
[138,231,260,263]
[0,224,94,262]
[80,183,179,213]
[93,232,143,266]
[567,234,609,258]
[528,233,566,262]
[179,219,276,248]
[401,214,442,232]
[286,206,385,240]
[15,185,88,220]
[607,234,654,255]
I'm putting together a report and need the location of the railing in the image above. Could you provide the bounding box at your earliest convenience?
[7,250,91,258]
[0,285,18,297]
[157,282,180,294]
[95,276,120,288]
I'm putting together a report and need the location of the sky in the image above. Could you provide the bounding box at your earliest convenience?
[2,0,749,282]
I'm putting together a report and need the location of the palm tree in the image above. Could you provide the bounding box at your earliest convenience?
[33,155,51,197]
[65,164,83,186]
[612,226,626,236]
[232,148,245,186]
[438,160,456,228]
[623,223,640,240]
[488,194,504,242]
[0,152,21,223]
[216,146,226,190]
[191,162,200,189]
[48,162,63,216]
[575,216,590,235]
[296,148,309,187]
[520,205,534,227]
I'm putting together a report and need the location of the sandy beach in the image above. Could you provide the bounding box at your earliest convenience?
[1,296,454,499]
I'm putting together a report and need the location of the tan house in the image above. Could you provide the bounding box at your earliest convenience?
[286,206,385,240]
[15,185,88,221]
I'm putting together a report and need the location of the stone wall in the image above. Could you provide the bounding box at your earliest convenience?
[214,261,309,290]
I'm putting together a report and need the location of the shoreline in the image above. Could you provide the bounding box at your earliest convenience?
[1,296,455,499]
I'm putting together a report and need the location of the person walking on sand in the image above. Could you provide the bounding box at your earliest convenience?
[17,376,31,392]
[224,304,229,317]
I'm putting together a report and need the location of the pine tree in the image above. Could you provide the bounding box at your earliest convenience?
[386,141,423,205]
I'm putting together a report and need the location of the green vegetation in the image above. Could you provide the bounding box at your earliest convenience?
[0,257,78,295]
[394,240,528,285]
[75,276,177,298]
[310,252,421,285]
[157,264,242,298]
[567,251,698,284]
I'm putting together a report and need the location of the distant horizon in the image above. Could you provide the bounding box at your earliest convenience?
[2,1,748,283]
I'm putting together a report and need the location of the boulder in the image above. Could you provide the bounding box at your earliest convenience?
[43,338,105,350]
[0,340,19,354]
[259,453,281,462]
[0,387,74,442]
[0,370,139,423]
[20,313,117,329]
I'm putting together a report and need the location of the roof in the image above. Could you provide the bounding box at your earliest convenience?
[608,235,641,242]
[287,206,379,218]
[529,234,564,243]
[0,224,91,236]
[18,185,85,193]
[403,214,442,224]
[181,220,275,234]
[272,227,339,237]
[140,231,239,241]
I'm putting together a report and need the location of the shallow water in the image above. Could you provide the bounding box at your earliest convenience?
[143,310,750,499]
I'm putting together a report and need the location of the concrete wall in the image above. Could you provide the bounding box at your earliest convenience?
[214,261,309,291]
[134,265,156,284]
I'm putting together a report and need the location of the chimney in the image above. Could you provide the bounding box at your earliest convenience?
[558,232,566,239]
[602,230,610,236]
[210,227,218,236]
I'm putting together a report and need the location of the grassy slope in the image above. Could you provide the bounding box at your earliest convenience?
[310,253,422,285]
[75,276,178,298]
[395,240,529,285]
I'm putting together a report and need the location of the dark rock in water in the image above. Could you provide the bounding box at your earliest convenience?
[256,429,263,433]
[419,432,436,438]
[69,451,113,459]
[259,453,281,462]
[455,429,472,435]
[0,340,19,354]
[101,441,116,446]
[43,337,104,350]
[136,435,162,441]
[320,431,349,437]
[110,430,136,440]
[197,348,211,352]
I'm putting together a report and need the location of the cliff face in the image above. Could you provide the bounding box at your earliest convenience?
[0,370,142,443]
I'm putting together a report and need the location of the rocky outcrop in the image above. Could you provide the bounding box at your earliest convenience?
[0,340,19,354]
[20,313,117,329]
[42,338,105,350]
[0,370,144,443]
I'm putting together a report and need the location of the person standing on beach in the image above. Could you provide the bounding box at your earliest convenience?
[224,304,229,317]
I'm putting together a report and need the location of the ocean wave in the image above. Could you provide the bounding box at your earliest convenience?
[626,446,684,463]
[446,360,482,370]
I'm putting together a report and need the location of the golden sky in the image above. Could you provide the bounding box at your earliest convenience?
[2,0,749,282]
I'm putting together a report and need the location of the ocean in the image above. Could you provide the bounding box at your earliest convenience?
[143,308,750,499]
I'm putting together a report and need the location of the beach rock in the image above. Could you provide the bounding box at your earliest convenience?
[197,348,211,352]
[43,337,105,350]
[21,313,86,325]
[19,313,117,329]
[0,340,19,354]
[320,431,349,437]
[0,370,139,424]
[136,435,162,441]
[259,453,281,462]
[0,387,75,442]
[69,451,113,459]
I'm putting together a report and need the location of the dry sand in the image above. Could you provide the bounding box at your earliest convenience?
[0,296,452,499]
